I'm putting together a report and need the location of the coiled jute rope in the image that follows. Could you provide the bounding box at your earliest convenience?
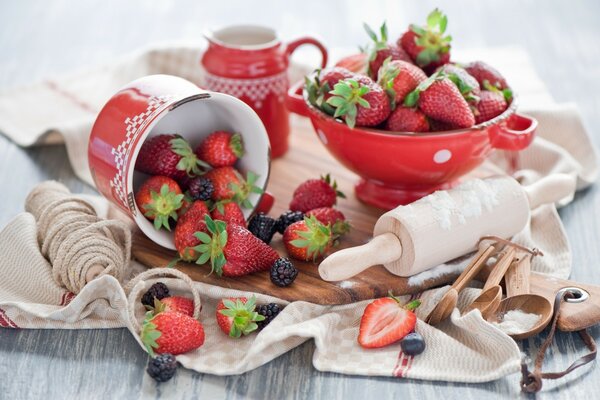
[25,181,132,294]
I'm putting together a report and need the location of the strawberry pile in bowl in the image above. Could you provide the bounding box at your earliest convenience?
[287,9,537,209]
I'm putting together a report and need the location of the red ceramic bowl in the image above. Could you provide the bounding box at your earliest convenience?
[287,80,536,209]
[88,74,271,249]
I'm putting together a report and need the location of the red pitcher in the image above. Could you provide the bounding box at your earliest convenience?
[202,25,328,158]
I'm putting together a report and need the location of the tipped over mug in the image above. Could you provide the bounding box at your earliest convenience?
[202,25,328,158]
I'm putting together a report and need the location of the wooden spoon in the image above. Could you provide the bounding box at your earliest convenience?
[465,247,516,319]
[488,255,553,340]
[426,244,496,325]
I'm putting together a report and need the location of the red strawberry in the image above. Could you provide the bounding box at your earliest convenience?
[195,131,244,168]
[141,311,205,356]
[428,119,456,132]
[358,295,420,349]
[305,68,354,116]
[474,90,508,124]
[283,216,332,261]
[192,215,279,277]
[289,174,345,213]
[327,75,391,128]
[385,106,430,132]
[216,296,265,338]
[398,8,451,71]
[135,134,209,180]
[404,73,475,129]
[378,59,427,106]
[211,201,246,227]
[135,176,184,231]
[149,297,195,317]
[204,166,241,201]
[255,191,275,215]
[334,53,368,74]
[463,61,508,90]
[363,22,413,79]
[174,201,210,261]
[306,207,351,237]
[437,64,480,99]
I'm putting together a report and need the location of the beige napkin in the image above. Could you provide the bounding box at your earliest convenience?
[0,44,597,383]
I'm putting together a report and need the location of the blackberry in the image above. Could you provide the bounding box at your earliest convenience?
[146,353,178,382]
[248,213,277,244]
[141,282,170,307]
[270,258,298,287]
[275,210,304,234]
[188,177,214,201]
[256,303,282,330]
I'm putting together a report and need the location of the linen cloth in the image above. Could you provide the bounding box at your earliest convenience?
[0,44,597,383]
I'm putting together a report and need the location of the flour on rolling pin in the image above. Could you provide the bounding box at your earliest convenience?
[374,177,528,276]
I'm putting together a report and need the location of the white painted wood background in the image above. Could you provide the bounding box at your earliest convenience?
[0,0,599,398]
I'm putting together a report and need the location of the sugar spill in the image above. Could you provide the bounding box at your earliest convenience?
[492,309,541,335]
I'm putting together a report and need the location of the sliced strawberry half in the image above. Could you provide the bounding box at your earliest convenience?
[358,294,420,349]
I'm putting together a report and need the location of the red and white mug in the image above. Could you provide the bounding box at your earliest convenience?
[88,74,270,249]
[202,25,328,158]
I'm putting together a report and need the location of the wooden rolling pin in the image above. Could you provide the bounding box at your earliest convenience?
[319,174,575,281]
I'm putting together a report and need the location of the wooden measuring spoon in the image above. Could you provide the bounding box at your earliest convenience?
[426,244,496,325]
[465,247,516,319]
[489,255,553,340]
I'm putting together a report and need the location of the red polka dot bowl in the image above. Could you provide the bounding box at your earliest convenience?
[287,80,536,209]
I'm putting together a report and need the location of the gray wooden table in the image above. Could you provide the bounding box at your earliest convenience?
[1,1,599,398]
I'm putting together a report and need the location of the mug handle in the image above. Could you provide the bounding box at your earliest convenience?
[285,37,328,68]
[489,113,537,150]
[286,79,310,117]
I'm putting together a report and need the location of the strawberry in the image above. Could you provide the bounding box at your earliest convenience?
[334,53,368,74]
[174,201,210,261]
[398,8,451,71]
[474,90,508,124]
[385,106,430,132]
[205,167,263,207]
[327,75,391,128]
[192,215,279,277]
[428,118,456,132]
[141,311,205,356]
[216,296,265,338]
[289,174,345,213]
[363,22,413,79]
[135,134,209,180]
[463,61,508,90]
[358,294,421,349]
[211,201,246,227]
[149,297,195,317]
[437,64,480,101]
[135,176,184,231]
[283,216,332,261]
[404,72,475,129]
[306,207,351,237]
[254,191,275,215]
[195,131,244,168]
[204,166,241,201]
[377,58,427,107]
[305,67,354,116]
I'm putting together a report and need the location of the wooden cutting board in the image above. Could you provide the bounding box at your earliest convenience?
[132,118,459,304]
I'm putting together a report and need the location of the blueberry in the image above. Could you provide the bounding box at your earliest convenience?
[400,332,425,356]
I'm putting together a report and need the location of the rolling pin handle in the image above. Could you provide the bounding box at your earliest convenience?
[523,174,576,210]
[318,232,402,281]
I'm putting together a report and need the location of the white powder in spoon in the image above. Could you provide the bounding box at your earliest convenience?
[492,309,541,335]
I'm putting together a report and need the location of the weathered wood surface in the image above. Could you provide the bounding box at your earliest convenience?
[1,1,600,398]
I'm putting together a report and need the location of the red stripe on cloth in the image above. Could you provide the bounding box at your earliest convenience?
[63,292,76,306]
[0,308,18,328]
[392,292,423,378]
[44,80,97,114]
